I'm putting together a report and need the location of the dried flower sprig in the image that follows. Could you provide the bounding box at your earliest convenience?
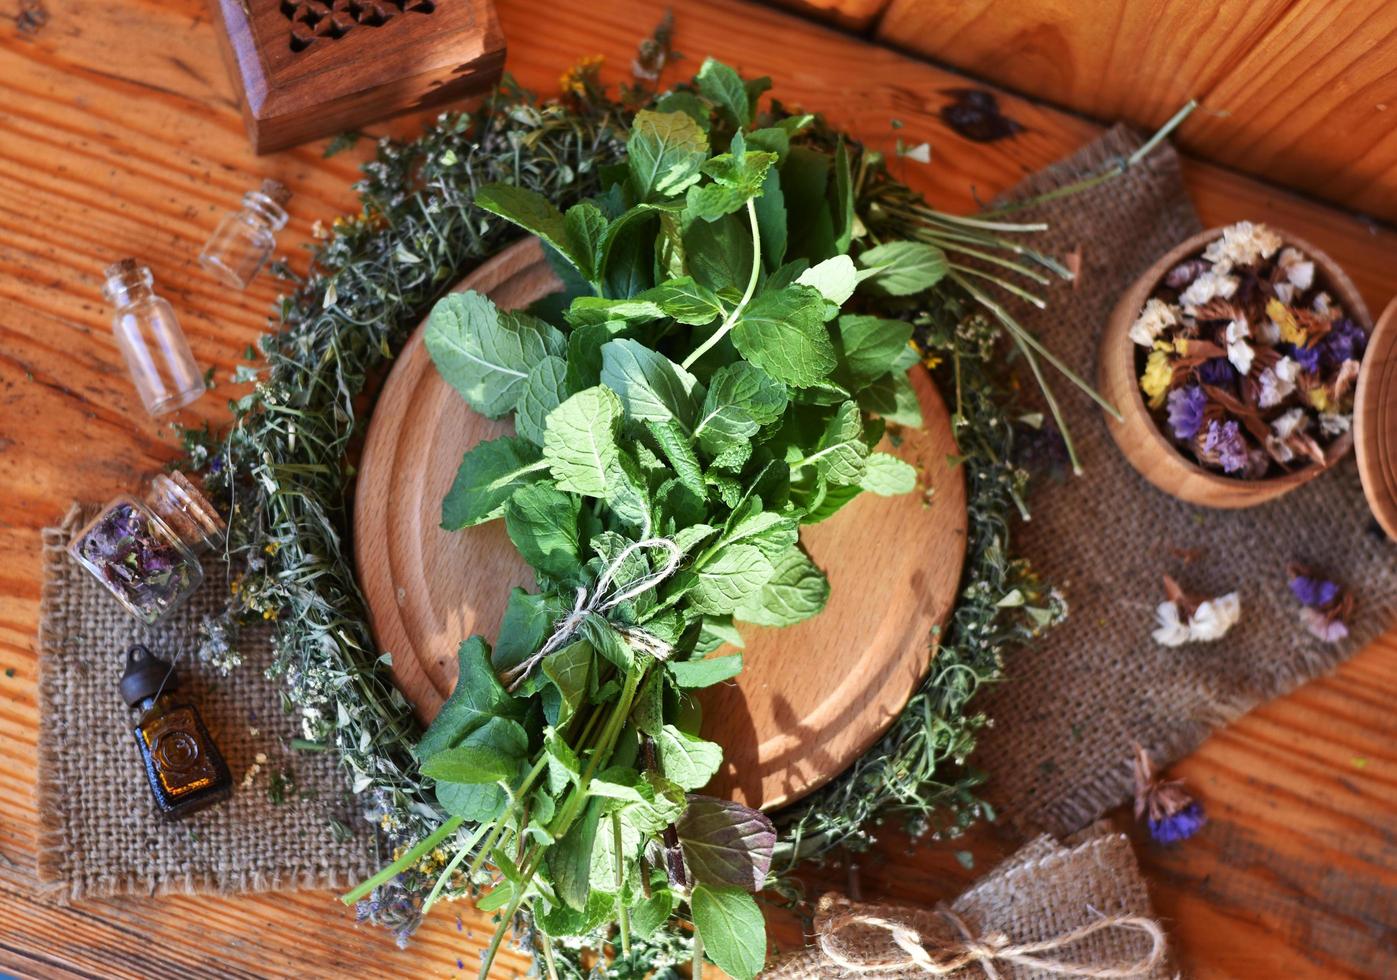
[1131,222,1365,479]
[1152,574,1241,647]
[1133,745,1206,845]
[1288,563,1353,643]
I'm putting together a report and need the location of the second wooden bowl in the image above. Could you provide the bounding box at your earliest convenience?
[1098,227,1372,509]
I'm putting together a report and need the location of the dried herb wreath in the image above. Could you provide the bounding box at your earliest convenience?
[184,37,1065,979]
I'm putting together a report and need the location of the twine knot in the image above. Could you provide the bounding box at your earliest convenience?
[818,905,1165,979]
[499,537,682,692]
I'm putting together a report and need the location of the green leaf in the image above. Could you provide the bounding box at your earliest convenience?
[753,166,787,268]
[695,362,788,455]
[541,640,592,728]
[641,276,725,325]
[600,339,704,430]
[504,482,582,583]
[564,295,665,329]
[691,883,767,980]
[801,481,860,524]
[493,588,569,672]
[566,321,622,394]
[734,546,830,627]
[542,386,624,497]
[629,890,675,940]
[723,509,798,562]
[549,797,604,910]
[702,136,776,194]
[416,636,512,759]
[684,210,753,294]
[857,241,949,296]
[425,291,565,417]
[782,146,836,262]
[515,355,569,446]
[696,57,751,128]
[860,369,924,427]
[794,401,868,485]
[475,184,590,277]
[563,201,608,282]
[440,436,547,529]
[686,182,750,222]
[731,286,836,388]
[646,419,707,498]
[861,452,918,496]
[677,795,776,891]
[628,109,709,202]
[837,314,915,386]
[420,744,518,784]
[579,614,634,673]
[433,716,529,822]
[687,544,774,614]
[656,724,723,791]
[832,138,854,254]
[669,653,743,688]
[656,90,711,129]
[796,254,859,308]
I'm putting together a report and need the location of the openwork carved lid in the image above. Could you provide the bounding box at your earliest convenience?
[280,0,436,52]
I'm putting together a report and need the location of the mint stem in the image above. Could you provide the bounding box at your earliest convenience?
[680,198,761,371]
[340,814,463,905]
[614,813,632,957]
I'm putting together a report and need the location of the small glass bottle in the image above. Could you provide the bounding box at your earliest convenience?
[68,471,226,625]
[102,259,206,416]
[199,179,291,289]
[119,643,232,820]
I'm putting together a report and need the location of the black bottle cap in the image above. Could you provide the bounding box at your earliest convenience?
[119,643,177,707]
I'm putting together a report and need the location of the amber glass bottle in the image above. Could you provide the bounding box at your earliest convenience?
[119,644,232,819]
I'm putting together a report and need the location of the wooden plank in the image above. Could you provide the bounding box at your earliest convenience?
[766,0,891,32]
[0,0,1393,976]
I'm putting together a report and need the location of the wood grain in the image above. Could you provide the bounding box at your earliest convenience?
[0,0,1394,976]
[766,0,891,32]
[1098,227,1370,509]
[353,237,968,811]
[1353,298,1397,539]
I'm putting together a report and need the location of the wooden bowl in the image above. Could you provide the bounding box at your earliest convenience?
[1098,227,1372,509]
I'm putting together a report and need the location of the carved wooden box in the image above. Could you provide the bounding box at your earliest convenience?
[209,0,506,153]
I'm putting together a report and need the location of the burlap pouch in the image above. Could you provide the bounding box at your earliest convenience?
[971,126,1397,835]
[763,825,1170,978]
[36,505,374,900]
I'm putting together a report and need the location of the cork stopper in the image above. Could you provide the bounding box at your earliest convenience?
[259,178,291,207]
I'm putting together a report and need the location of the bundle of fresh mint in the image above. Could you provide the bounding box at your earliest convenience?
[357,59,950,979]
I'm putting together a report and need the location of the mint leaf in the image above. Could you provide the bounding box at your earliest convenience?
[434,716,529,822]
[801,482,860,524]
[515,355,569,446]
[541,640,592,728]
[421,744,519,784]
[563,201,608,282]
[641,276,725,326]
[426,291,565,417]
[542,386,623,497]
[857,241,949,296]
[566,321,622,394]
[686,182,751,222]
[731,286,835,388]
[564,295,665,329]
[794,401,868,485]
[684,210,754,294]
[677,795,775,891]
[628,110,709,202]
[837,314,915,385]
[860,369,924,426]
[629,890,675,940]
[656,724,723,791]
[550,797,604,910]
[832,138,854,254]
[691,883,766,980]
[695,363,788,454]
[861,452,917,496]
[646,419,707,498]
[441,436,547,529]
[734,546,829,627]
[504,482,583,583]
[600,339,704,431]
[493,588,569,672]
[696,58,751,128]
[475,184,576,269]
[796,254,859,307]
[416,636,512,759]
[723,509,798,562]
[754,166,787,268]
[687,544,774,614]
[669,653,743,688]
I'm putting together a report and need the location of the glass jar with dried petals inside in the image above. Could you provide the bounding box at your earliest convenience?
[69,472,226,624]
[1099,223,1372,508]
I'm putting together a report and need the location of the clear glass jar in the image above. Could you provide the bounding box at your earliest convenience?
[102,259,206,416]
[68,471,226,625]
[199,179,290,289]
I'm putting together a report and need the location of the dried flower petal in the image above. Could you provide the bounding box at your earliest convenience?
[1140,348,1174,409]
[1129,297,1179,347]
[1180,270,1239,310]
[1133,745,1206,845]
[1203,221,1283,271]
[1166,386,1207,441]
[1202,419,1248,474]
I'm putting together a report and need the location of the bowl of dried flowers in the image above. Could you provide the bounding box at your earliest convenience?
[1100,222,1372,508]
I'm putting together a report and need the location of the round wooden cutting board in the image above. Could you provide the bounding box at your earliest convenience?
[354,237,968,810]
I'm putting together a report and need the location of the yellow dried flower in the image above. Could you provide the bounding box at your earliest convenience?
[264,540,280,555]
[1305,385,1333,413]
[262,607,277,620]
[1267,298,1306,346]
[1140,349,1174,408]
[560,55,605,97]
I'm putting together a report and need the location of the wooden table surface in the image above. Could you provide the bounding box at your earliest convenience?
[1,1,1394,977]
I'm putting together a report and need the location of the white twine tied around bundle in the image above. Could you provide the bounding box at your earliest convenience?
[818,906,1167,979]
[499,537,684,693]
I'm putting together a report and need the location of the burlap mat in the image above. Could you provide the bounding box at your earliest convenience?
[36,504,374,901]
[764,824,1170,978]
[973,125,1397,836]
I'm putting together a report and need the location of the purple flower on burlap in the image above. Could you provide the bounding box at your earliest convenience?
[1148,801,1208,845]
[1166,386,1207,441]
[1320,317,1367,369]
[1289,574,1339,609]
[1197,357,1236,387]
[1279,341,1322,375]
[1202,419,1248,474]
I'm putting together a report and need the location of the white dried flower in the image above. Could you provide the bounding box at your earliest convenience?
[1258,357,1299,408]
[1313,291,1334,316]
[1227,338,1255,376]
[1203,221,1283,271]
[1272,406,1307,440]
[1225,317,1250,343]
[1319,412,1352,437]
[1273,281,1296,305]
[1129,297,1179,347]
[1151,602,1192,646]
[1180,270,1239,309]
[1153,592,1242,646]
[1277,246,1315,291]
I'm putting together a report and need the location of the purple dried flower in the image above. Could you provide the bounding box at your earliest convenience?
[1166,386,1207,441]
[1197,357,1236,387]
[1280,341,1322,374]
[1320,317,1366,369]
[1300,607,1350,643]
[208,453,226,476]
[1148,802,1208,844]
[1202,419,1248,474]
[1289,574,1339,609]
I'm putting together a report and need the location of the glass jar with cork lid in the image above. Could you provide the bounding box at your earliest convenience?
[68,471,226,625]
